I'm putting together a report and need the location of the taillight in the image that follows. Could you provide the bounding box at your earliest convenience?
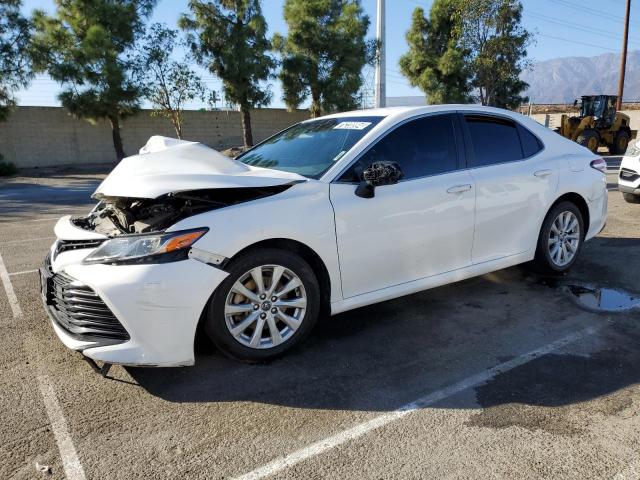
[590,158,607,172]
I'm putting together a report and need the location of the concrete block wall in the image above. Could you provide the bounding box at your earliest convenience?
[0,107,310,168]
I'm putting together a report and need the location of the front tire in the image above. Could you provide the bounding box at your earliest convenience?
[576,129,600,153]
[532,201,585,275]
[204,248,320,362]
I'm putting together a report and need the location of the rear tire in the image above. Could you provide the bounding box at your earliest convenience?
[611,130,630,155]
[204,248,320,363]
[622,192,640,204]
[576,129,600,153]
[531,201,585,276]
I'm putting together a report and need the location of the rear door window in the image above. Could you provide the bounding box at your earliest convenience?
[465,115,524,167]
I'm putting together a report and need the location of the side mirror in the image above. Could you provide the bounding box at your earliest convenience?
[355,161,404,198]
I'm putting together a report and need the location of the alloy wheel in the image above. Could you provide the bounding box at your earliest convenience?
[224,264,307,349]
[548,211,581,267]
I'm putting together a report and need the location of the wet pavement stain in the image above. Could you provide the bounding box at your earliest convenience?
[466,348,638,436]
[564,284,640,312]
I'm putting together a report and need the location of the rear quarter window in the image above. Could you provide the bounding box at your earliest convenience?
[518,124,544,158]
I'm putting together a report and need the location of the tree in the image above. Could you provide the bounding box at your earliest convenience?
[31,0,156,161]
[275,0,375,118]
[0,0,32,122]
[455,0,531,108]
[136,23,207,139]
[399,3,472,104]
[180,0,274,148]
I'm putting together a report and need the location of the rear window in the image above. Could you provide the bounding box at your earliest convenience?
[465,115,523,167]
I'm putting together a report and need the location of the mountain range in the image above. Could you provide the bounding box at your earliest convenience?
[521,50,640,104]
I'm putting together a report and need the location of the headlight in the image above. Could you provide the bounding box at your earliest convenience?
[83,228,208,265]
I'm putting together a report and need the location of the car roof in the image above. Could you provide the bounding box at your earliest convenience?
[315,104,587,182]
[314,104,532,123]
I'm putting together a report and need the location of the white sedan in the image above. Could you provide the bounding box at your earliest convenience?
[41,105,608,366]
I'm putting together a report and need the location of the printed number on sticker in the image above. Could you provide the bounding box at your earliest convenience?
[334,122,372,130]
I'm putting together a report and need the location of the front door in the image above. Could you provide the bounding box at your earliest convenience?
[330,114,476,299]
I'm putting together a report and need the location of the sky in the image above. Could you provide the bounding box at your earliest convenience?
[15,0,640,108]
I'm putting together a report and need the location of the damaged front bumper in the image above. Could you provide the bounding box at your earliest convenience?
[42,229,229,367]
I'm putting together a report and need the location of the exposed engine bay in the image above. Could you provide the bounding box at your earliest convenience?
[72,185,292,236]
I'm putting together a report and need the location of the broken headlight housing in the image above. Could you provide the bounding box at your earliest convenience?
[83,228,208,265]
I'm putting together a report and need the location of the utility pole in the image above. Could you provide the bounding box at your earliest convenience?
[617,0,632,110]
[375,0,386,108]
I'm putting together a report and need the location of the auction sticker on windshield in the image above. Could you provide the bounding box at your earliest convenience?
[334,121,372,130]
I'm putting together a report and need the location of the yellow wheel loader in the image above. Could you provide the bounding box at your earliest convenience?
[556,95,637,154]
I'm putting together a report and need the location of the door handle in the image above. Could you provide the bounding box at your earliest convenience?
[534,169,552,178]
[446,184,472,194]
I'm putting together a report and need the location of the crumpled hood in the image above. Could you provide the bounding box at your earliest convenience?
[93,136,306,199]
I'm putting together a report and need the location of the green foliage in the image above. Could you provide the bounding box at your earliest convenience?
[0,153,17,176]
[180,0,274,147]
[0,0,33,122]
[455,0,531,108]
[275,0,374,117]
[30,0,156,160]
[135,23,207,139]
[399,3,472,104]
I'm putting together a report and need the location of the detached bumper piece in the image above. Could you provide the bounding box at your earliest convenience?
[41,256,129,343]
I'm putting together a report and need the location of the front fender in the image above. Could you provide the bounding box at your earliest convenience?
[168,181,343,303]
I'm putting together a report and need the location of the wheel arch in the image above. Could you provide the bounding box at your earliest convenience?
[228,238,332,314]
[546,192,590,238]
[194,238,333,347]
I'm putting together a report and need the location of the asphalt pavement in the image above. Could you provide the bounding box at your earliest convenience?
[0,169,639,480]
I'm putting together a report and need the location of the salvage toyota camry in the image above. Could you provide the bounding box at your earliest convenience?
[41,105,608,367]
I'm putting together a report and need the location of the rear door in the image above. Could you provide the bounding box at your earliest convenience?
[460,113,558,264]
[330,113,476,298]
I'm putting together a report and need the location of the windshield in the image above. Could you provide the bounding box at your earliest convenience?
[238,116,383,179]
[581,97,606,118]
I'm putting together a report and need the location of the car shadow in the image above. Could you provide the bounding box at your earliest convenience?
[0,179,101,218]
[128,236,640,413]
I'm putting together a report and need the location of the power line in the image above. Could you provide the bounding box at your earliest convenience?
[537,33,619,52]
[527,10,640,46]
[546,0,640,26]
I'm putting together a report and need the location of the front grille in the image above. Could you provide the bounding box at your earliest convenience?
[620,168,640,182]
[43,261,129,341]
[53,239,104,260]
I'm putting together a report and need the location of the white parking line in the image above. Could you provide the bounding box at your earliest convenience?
[0,236,55,246]
[0,253,23,318]
[233,325,601,480]
[8,269,39,277]
[5,256,86,479]
[37,375,87,480]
